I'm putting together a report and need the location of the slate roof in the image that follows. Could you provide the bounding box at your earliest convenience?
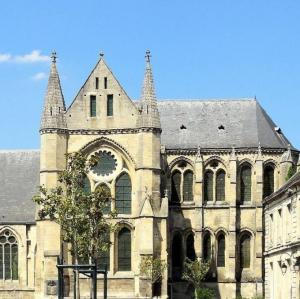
[0,150,39,224]
[0,99,295,224]
[157,99,292,149]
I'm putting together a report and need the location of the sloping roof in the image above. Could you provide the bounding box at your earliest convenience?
[157,99,292,149]
[263,171,300,205]
[0,150,39,224]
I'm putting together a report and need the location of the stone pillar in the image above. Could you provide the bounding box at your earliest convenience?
[228,148,237,282]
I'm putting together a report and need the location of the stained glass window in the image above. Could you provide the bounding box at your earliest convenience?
[217,234,225,267]
[171,171,181,203]
[216,170,225,201]
[0,230,18,280]
[118,228,131,271]
[183,171,193,201]
[240,234,251,269]
[98,232,110,270]
[116,173,132,214]
[241,165,251,203]
[96,184,111,214]
[203,233,211,262]
[186,234,196,261]
[92,151,117,176]
[204,171,213,202]
[263,165,275,198]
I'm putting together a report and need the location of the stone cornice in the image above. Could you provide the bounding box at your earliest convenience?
[40,127,161,135]
[165,147,292,156]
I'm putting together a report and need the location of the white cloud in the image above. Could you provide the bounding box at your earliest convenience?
[32,72,47,81]
[0,53,11,62]
[0,50,50,63]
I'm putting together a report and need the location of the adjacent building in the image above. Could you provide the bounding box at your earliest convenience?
[0,51,298,299]
[264,171,300,299]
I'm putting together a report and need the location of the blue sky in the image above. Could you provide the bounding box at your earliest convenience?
[0,0,299,149]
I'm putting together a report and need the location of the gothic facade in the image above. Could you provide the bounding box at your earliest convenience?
[0,51,298,299]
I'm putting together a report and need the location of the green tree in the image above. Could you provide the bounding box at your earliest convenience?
[139,256,167,297]
[33,151,116,298]
[182,258,213,299]
[286,164,297,181]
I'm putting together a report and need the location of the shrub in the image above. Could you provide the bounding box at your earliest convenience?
[195,287,215,299]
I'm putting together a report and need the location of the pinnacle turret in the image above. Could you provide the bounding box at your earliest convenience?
[40,51,67,131]
[137,50,161,128]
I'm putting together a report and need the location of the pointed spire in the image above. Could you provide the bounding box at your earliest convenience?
[137,50,161,128]
[195,145,203,162]
[40,51,67,131]
[281,144,293,163]
[230,146,237,161]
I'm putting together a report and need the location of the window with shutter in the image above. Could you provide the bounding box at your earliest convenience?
[186,234,196,261]
[171,171,181,203]
[204,171,213,202]
[90,95,97,117]
[118,228,131,271]
[0,230,18,280]
[217,234,225,267]
[183,171,193,201]
[107,94,113,116]
[216,170,225,201]
[240,234,251,269]
[263,165,275,198]
[116,173,132,214]
[203,233,211,262]
[241,165,252,203]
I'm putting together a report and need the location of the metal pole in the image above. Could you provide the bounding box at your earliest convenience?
[93,259,97,299]
[73,270,76,299]
[57,256,62,299]
[104,264,107,299]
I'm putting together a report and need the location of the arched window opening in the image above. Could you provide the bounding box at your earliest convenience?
[263,165,275,198]
[98,231,110,270]
[240,165,252,203]
[186,234,196,261]
[240,233,251,269]
[204,171,213,202]
[82,175,91,194]
[183,171,193,202]
[172,233,183,280]
[171,171,181,203]
[0,230,18,280]
[217,234,225,267]
[96,184,111,214]
[203,233,212,262]
[116,173,132,214]
[118,227,131,271]
[216,170,225,201]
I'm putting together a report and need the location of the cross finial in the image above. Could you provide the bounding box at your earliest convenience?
[51,51,57,63]
[99,51,104,58]
[145,50,151,63]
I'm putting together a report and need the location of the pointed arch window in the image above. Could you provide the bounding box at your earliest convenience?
[203,233,212,262]
[186,234,196,261]
[263,165,275,198]
[172,233,183,280]
[83,175,91,194]
[96,184,111,214]
[116,173,132,214]
[216,170,225,201]
[204,171,213,202]
[98,231,110,270]
[217,233,225,267]
[118,227,131,271]
[240,233,251,269]
[171,171,181,203]
[183,171,193,202]
[0,230,18,280]
[240,164,252,203]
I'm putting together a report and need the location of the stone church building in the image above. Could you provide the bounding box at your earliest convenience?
[0,51,298,299]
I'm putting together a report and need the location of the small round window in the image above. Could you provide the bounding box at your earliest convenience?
[91,151,117,176]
